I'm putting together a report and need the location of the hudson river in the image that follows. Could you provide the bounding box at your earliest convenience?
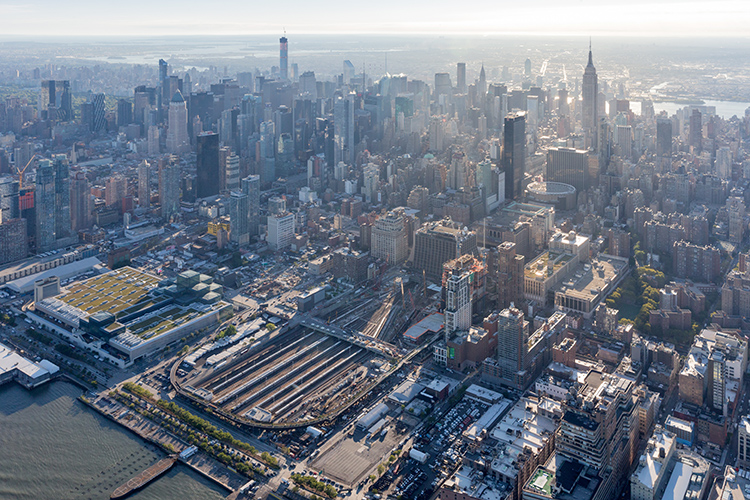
[0,381,226,500]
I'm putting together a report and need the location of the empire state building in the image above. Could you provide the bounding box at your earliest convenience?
[582,43,598,151]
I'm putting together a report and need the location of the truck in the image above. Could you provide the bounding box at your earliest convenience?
[409,448,428,464]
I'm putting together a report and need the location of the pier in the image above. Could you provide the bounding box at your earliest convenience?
[110,456,176,499]
[82,395,249,497]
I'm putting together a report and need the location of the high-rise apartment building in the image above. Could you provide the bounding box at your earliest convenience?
[443,266,472,337]
[279,36,288,81]
[138,160,150,208]
[494,306,529,387]
[116,99,133,127]
[727,196,745,244]
[241,175,260,237]
[225,155,240,192]
[0,218,27,265]
[35,160,56,252]
[492,241,525,310]
[229,191,249,246]
[105,175,127,207]
[159,158,181,220]
[70,172,91,233]
[739,416,750,468]
[267,211,295,250]
[40,80,72,121]
[53,155,70,240]
[0,176,20,222]
[689,109,702,149]
[196,132,220,198]
[334,93,355,167]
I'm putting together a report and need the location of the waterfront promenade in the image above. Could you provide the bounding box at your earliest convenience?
[85,395,248,496]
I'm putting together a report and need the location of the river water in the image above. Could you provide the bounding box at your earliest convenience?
[631,99,750,119]
[0,381,226,500]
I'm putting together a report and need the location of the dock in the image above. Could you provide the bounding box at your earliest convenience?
[110,456,177,499]
[82,395,249,497]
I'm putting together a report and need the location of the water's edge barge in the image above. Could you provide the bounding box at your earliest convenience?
[110,456,177,499]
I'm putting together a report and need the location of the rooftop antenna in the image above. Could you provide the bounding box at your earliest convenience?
[385,52,388,75]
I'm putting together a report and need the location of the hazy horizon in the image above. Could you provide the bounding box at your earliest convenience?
[1,0,750,37]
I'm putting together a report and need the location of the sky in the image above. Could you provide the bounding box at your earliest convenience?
[1,0,750,37]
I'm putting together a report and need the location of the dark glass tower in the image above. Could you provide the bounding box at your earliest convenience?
[196,132,220,199]
[503,112,526,201]
[656,118,673,159]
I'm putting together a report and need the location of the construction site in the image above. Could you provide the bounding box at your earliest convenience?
[179,325,393,426]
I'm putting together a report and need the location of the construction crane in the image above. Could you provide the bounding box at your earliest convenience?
[14,154,39,190]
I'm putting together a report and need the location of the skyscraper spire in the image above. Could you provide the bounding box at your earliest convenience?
[582,38,598,151]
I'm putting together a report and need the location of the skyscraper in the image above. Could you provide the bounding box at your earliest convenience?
[229,191,249,246]
[91,93,106,132]
[546,147,589,193]
[53,155,70,240]
[503,111,526,201]
[267,211,295,250]
[478,64,486,96]
[259,121,276,186]
[159,158,181,220]
[343,60,355,84]
[40,80,72,121]
[457,62,466,94]
[116,99,133,127]
[334,93,355,166]
[494,306,528,387]
[159,58,169,106]
[444,267,472,337]
[371,209,409,265]
[0,218,27,265]
[70,172,91,233]
[689,109,702,149]
[105,175,127,207]
[279,36,288,81]
[242,174,260,237]
[35,160,56,252]
[656,118,672,160]
[196,132,220,199]
[493,241,525,310]
[0,176,20,222]
[167,90,189,154]
[582,43,599,150]
[225,155,240,192]
[413,218,478,281]
[138,160,151,208]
